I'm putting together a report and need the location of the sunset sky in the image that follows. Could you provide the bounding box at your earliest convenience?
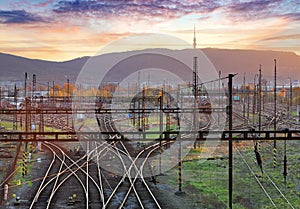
[0,0,299,61]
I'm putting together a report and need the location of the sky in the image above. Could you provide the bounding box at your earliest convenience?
[0,0,299,61]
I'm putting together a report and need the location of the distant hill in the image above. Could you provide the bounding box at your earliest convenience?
[0,48,299,85]
[203,48,300,84]
[0,52,88,83]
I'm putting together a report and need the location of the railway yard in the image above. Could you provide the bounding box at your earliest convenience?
[1,78,300,209]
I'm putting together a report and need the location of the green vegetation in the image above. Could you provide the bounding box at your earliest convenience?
[0,120,62,132]
[161,141,300,208]
[145,124,177,139]
[10,157,35,189]
[0,120,68,141]
[0,121,22,131]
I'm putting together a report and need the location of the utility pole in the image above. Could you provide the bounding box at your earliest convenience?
[258,65,262,132]
[263,80,266,111]
[228,74,234,209]
[159,88,163,145]
[142,85,146,141]
[47,82,50,99]
[14,84,17,130]
[24,72,27,100]
[273,59,277,168]
[274,59,277,145]
[52,81,55,97]
[138,72,141,136]
[166,92,171,141]
[247,86,250,122]
[24,73,27,129]
[175,84,183,195]
[290,78,292,127]
[176,109,183,195]
[253,74,258,127]
[283,78,292,183]
[243,73,246,120]
[193,57,198,149]
[24,72,28,150]
[66,77,70,128]
[30,74,37,152]
[67,78,70,97]
[219,70,221,126]
[193,57,198,99]
[39,96,44,133]
[283,131,288,184]
[0,85,1,109]
[287,77,292,126]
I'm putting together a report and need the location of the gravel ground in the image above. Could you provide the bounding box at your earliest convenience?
[3,148,49,209]
[154,175,204,209]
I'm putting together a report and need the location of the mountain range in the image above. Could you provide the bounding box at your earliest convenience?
[1,48,300,85]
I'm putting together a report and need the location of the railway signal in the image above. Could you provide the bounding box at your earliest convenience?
[13,194,20,205]
[67,193,79,205]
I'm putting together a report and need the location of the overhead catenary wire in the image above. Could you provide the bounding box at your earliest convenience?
[234,145,277,208]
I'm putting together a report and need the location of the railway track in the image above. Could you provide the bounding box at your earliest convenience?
[28,141,112,209]
[95,113,164,208]
[235,144,295,208]
[4,94,300,209]
[99,140,163,209]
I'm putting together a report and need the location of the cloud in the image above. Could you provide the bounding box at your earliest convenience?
[229,0,282,12]
[35,0,57,8]
[53,0,221,22]
[226,0,285,21]
[281,12,300,21]
[224,0,300,22]
[262,34,300,41]
[52,0,300,24]
[0,10,46,24]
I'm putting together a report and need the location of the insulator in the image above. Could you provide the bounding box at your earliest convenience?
[254,149,263,173]
[254,143,263,173]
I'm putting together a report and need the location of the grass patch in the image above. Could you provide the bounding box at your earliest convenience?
[161,141,300,208]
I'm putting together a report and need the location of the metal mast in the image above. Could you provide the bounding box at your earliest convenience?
[228,74,234,209]
[193,56,198,149]
[193,25,197,49]
[274,59,277,144]
[258,65,262,132]
[273,59,277,168]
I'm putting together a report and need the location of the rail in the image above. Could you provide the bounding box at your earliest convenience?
[0,130,299,142]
